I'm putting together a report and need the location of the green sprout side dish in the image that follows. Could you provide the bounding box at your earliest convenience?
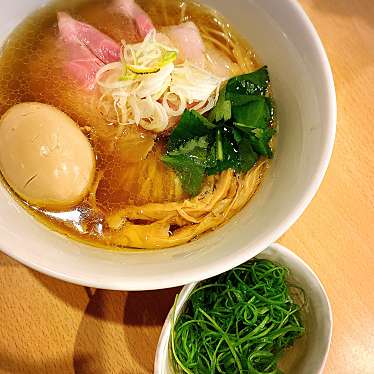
[171,259,305,374]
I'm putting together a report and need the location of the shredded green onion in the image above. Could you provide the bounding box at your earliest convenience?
[160,50,178,67]
[171,259,305,374]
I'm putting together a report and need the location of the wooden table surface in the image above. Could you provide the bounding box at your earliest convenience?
[1,0,374,373]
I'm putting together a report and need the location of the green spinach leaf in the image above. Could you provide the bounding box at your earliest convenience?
[162,137,209,196]
[206,128,241,175]
[167,110,216,152]
[208,86,232,123]
[234,125,275,158]
[238,136,258,172]
[248,127,276,158]
[232,97,272,130]
[162,66,275,195]
[226,66,269,99]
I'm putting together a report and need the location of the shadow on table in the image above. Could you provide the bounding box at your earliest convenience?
[122,288,180,373]
[72,287,180,373]
[123,288,180,326]
[30,268,89,311]
[0,352,87,373]
[0,251,22,267]
[28,261,180,372]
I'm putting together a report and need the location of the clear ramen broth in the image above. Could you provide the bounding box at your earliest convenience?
[0,0,272,250]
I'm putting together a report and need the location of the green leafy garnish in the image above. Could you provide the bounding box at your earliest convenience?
[162,137,209,196]
[167,110,216,152]
[250,127,276,158]
[163,66,275,196]
[208,86,232,123]
[207,128,241,175]
[232,97,273,130]
[226,65,269,98]
[171,259,305,374]
[233,127,243,143]
[215,129,224,161]
[238,136,258,172]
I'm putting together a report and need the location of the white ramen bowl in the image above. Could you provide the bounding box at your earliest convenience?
[0,0,336,290]
[154,243,333,374]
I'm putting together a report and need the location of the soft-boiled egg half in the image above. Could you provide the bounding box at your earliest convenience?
[0,102,95,210]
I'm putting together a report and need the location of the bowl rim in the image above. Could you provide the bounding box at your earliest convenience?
[0,0,336,290]
[154,242,333,374]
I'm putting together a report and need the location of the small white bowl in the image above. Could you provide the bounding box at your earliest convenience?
[154,243,333,374]
[0,0,336,290]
